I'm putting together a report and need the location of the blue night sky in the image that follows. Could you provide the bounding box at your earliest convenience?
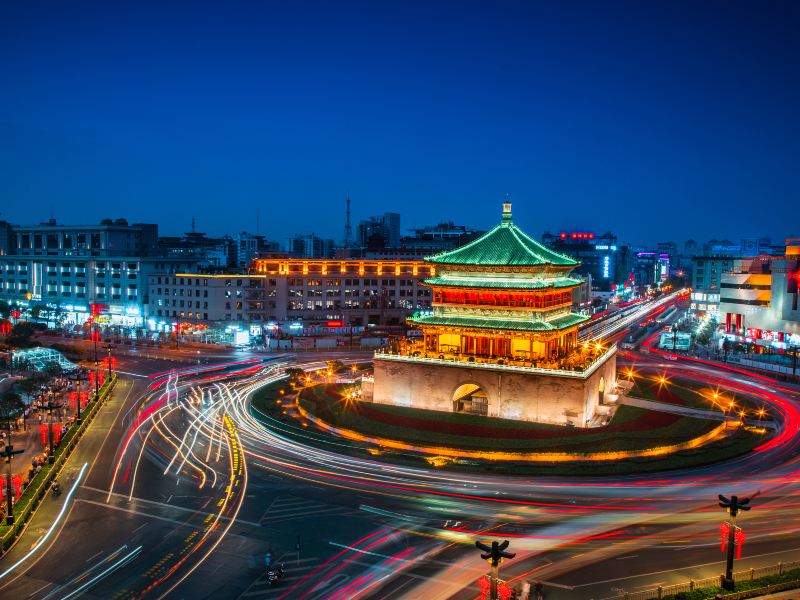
[1,1,798,247]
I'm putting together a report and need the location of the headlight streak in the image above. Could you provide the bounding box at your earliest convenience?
[201,355,800,599]
[0,463,89,581]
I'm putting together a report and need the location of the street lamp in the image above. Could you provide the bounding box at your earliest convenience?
[1,442,24,525]
[105,343,113,379]
[475,540,516,600]
[42,399,60,464]
[718,494,752,590]
[69,370,88,425]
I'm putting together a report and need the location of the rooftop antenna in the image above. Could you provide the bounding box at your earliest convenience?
[343,193,353,247]
[256,207,260,235]
[191,216,196,233]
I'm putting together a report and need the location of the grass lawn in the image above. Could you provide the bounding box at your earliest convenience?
[298,384,720,453]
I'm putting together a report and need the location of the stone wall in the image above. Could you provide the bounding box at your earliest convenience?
[368,351,617,426]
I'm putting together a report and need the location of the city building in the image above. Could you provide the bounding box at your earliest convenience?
[234,232,279,268]
[0,219,198,328]
[364,203,617,426]
[357,213,401,249]
[690,255,735,316]
[147,257,435,337]
[287,233,335,258]
[718,240,800,348]
[632,251,669,291]
[401,222,485,252]
[540,231,631,293]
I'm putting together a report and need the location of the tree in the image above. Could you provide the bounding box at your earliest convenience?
[5,322,45,349]
[0,391,24,432]
[284,367,306,382]
[326,360,345,373]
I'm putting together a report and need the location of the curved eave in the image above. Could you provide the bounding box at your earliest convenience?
[424,221,579,268]
[423,276,583,291]
[407,312,589,333]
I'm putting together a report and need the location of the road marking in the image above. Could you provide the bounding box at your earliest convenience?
[616,555,639,560]
[28,581,54,597]
[85,550,104,563]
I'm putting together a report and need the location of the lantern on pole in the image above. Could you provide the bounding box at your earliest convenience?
[40,424,48,446]
[735,528,746,560]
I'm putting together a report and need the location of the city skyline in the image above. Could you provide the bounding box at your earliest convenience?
[2,2,799,245]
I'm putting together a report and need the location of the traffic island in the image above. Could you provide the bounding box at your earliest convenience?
[250,381,769,476]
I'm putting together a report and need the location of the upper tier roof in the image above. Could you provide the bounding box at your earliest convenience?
[424,202,578,267]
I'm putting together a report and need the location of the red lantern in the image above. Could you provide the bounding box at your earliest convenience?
[69,392,78,410]
[11,474,22,498]
[53,423,62,444]
[498,582,513,600]
[720,522,730,552]
[478,576,490,600]
[735,528,746,560]
[40,424,49,446]
[80,391,89,409]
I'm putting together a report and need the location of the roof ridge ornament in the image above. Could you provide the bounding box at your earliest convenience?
[502,196,512,224]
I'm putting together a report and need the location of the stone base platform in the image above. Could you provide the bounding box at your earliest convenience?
[362,348,617,427]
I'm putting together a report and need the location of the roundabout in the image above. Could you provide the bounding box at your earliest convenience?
[216,350,800,599]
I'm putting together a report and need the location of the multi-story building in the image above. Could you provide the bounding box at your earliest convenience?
[357,213,401,249]
[146,257,435,335]
[287,234,335,258]
[0,219,198,328]
[541,231,631,293]
[719,240,800,347]
[690,255,735,316]
[401,222,485,253]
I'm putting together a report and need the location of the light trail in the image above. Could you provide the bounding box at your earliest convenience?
[0,463,88,581]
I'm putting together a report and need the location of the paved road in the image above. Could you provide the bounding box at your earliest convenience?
[0,302,798,599]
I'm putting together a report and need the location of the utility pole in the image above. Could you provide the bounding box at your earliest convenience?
[2,442,24,525]
[475,540,516,600]
[718,493,753,590]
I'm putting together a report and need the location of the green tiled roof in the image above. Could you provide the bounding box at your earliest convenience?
[425,205,578,267]
[423,276,582,290]
[408,312,589,332]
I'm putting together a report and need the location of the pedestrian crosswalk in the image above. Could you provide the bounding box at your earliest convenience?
[257,495,356,526]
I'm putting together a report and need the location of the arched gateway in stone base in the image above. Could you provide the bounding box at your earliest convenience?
[363,201,617,427]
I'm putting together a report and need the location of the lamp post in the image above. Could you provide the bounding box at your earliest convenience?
[69,370,88,425]
[92,320,100,399]
[42,400,60,464]
[718,494,752,590]
[475,540,516,600]
[1,442,24,525]
[105,343,113,379]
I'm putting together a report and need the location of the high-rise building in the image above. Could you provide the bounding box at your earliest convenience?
[357,213,401,249]
[287,234,335,258]
[541,231,629,293]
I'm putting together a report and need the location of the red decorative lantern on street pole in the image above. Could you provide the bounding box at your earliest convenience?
[40,424,48,446]
[735,528,746,560]
[478,576,491,600]
[53,423,62,444]
[11,474,22,498]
